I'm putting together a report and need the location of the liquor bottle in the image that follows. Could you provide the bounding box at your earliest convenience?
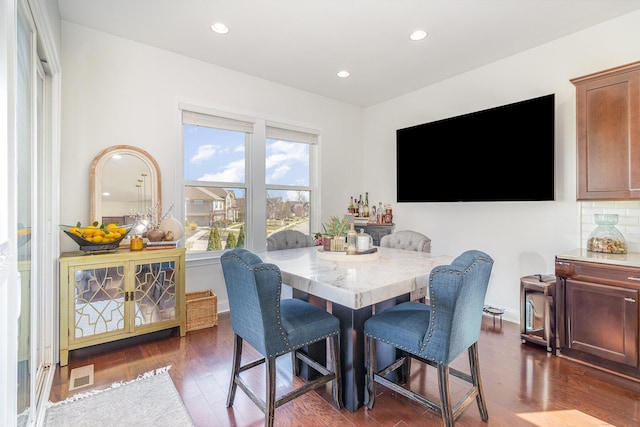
[357,195,364,217]
[348,196,355,214]
[377,202,383,223]
[363,192,370,217]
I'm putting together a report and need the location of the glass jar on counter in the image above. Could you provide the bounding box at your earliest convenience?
[587,214,627,254]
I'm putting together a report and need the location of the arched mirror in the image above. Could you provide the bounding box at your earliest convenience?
[90,145,161,226]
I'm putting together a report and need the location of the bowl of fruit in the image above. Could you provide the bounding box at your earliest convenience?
[60,222,133,252]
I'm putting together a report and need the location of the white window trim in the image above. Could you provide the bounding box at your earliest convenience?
[177,102,321,261]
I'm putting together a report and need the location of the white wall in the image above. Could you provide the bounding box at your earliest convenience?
[60,23,364,308]
[61,10,640,322]
[362,10,640,321]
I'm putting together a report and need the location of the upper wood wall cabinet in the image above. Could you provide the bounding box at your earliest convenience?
[572,61,640,200]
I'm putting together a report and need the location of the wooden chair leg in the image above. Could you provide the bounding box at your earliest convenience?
[437,364,454,427]
[291,351,299,376]
[266,357,277,427]
[226,334,242,407]
[400,350,411,383]
[469,342,489,421]
[330,334,344,408]
[365,335,377,409]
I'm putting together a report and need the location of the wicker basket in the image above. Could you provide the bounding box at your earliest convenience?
[186,290,218,332]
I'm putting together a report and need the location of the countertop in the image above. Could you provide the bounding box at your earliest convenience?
[556,248,640,268]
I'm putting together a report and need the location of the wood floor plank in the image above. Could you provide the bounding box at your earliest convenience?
[50,313,640,426]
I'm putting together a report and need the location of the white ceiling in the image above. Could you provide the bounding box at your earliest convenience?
[58,0,640,107]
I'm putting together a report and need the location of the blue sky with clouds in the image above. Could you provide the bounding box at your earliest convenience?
[184,125,309,189]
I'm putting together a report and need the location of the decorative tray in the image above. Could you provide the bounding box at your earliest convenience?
[317,247,380,262]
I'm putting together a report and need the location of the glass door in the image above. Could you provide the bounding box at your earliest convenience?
[16,2,50,424]
[16,4,34,424]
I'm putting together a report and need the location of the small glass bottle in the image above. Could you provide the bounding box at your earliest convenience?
[377,202,383,223]
[587,214,626,254]
[347,223,357,254]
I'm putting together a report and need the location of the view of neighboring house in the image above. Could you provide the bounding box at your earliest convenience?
[185,187,241,227]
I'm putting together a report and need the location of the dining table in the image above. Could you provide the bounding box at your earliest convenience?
[258,245,455,412]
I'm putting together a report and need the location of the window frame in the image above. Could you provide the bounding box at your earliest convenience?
[179,103,320,260]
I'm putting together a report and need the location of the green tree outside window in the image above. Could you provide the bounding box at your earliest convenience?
[236,225,245,248]
[207,227,222,251]
[226,232,237,250]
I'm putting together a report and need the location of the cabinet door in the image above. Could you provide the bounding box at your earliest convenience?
[132,259,178,327]
[70,264,127,340]
[365,225,394,246]
[573,65,640,200]
[566,278,639,367]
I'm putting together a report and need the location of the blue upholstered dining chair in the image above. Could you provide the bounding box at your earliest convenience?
[364,250,494,427]
[220,248,343,427]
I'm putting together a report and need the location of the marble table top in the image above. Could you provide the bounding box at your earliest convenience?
[258,246,455,310]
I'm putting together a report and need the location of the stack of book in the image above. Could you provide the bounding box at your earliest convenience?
[146,240,179,250]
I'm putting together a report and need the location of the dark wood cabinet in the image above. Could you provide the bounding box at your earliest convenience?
[354,223,394,246]
[556,257,640,377]
[571,61,640,200]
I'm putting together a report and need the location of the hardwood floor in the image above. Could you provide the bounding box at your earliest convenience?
[50,313,640,426]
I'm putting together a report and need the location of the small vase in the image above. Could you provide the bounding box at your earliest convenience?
[331,236,345,252]
[323,236,333,251]
[159,214,184,240]
[147,226,165,242]
[130,236,144,251]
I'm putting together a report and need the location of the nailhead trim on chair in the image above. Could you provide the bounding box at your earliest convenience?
[255,264,292,358]
[223,249,344,426]
[248,263,340,358]
[365,251,493,425]
[366,258,488,363]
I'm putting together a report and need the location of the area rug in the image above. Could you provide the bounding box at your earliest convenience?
[44,366,194,427]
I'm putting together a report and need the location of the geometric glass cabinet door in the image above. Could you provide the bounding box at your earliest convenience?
[133,260,177,324]
[73,265,126,339]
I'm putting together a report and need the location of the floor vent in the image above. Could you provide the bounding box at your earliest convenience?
[68,364,94,391]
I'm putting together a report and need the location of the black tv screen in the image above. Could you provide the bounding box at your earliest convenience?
[396,93,555,202]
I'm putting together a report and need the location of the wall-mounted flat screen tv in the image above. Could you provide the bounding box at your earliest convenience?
[396,93,555,202]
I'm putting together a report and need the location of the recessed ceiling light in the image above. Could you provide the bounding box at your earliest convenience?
[211,22,229,34]
[337,70,350,78]
[409,30,428,41]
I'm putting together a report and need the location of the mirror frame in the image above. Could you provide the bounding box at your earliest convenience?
[90,145,162,224]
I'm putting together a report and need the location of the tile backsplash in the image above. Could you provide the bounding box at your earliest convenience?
[581,201,640,254]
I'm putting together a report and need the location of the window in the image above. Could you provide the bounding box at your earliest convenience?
[182,107,318,255]
[266,124,315,239]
